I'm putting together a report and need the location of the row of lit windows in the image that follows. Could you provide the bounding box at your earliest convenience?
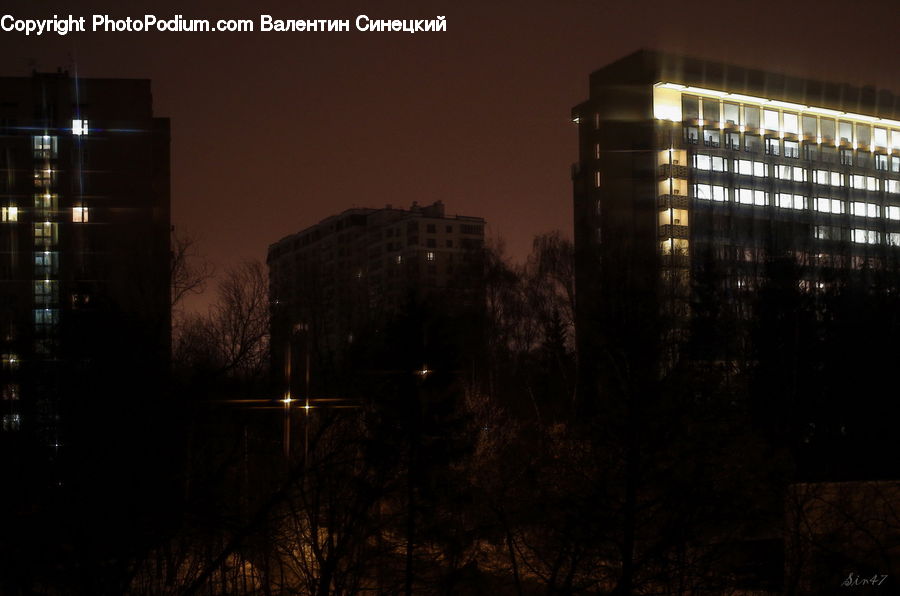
[692,154,900,193]
[685,129,900,171]
[0,208,90,223]
[694,184,900,217]
[814,225,900,247]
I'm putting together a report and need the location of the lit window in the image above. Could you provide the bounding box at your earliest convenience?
[659,238,689,256]
[866,176,878,192]
[763,109,779,131]
[694,154,710,170]
[830,172,844,186]
[594,171,601,187]
[34,168,52,188]
[694,184,727,202]
[685,127,699,144]
[1,354,19,370]
[888,180,900,194]
[875,155,888,171]
[1,206,17,222]
[753,161,768,177]
[889,233,900,246]
[32,135,57,158]
[425,251,435,262]
[34,308,59,328]
[703,129,720,147]
[815,226,840,240]
[72,206,88,223]
[35,193,57,212]
[737,188,767,206]
[776,193,806,210]
[887,206,900,221]
[34,252,58,277]
[783,113,799,135]
[72,119,88,135]
[851,175,866,190]
[765,138,780,156]
[395,255,402,264]
[851,229,879,244]
[814,198,844,214]
[735,159,752,176]
[34,280,58,306]
[33,222,57,247]
[784,140,800,158]
[874,127,888,148]
[850,202,880,218]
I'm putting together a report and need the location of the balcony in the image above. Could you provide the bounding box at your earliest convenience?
[659,224,689,239]
[658,163,690,179]
[657,194,690,210]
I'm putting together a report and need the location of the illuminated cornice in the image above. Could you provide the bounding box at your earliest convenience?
[655,82,900,129]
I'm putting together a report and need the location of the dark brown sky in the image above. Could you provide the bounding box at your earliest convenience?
[1,0,897,311]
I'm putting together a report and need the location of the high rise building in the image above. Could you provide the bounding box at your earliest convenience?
[0,71,171,456]
[268,201,485,394]
[572,50,900,380]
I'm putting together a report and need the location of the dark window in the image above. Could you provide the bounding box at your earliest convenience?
[744,134,761,153]
[682,96,699,120]
[744,106,760,129]
[426,224,436,233]
[726,132,740,150]
[856,123,871,147]
[801,115,817,138]
[840,149,853,166]
[804,144,819,161]
[702,98,720,123]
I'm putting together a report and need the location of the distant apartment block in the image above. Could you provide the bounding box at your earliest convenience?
[268,201,485,393]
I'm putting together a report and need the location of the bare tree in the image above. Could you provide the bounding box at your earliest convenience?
[171,228,215,309]
[174,260,269,383]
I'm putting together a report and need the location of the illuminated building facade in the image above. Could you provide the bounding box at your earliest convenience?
[0,72,171,453]
[572,50,900,381]
[268,201,485,394]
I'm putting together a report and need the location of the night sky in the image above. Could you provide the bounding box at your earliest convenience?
[1,0,897,312]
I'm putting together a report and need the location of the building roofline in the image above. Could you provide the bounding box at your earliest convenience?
[268,202,486,253]
[584,49,900,121]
